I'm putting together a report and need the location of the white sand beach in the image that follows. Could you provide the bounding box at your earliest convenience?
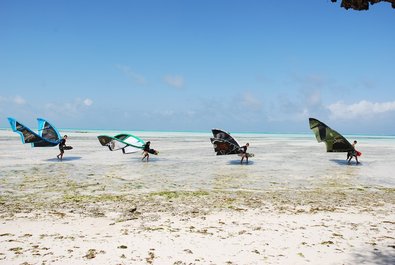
[0,130,394,264]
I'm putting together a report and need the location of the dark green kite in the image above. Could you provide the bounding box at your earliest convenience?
[309,118,353,152]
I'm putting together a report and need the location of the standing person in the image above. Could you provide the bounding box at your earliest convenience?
[347,140,360,165]
[239,143,250,164]
[57,135,68,161]
[142,141,151,162]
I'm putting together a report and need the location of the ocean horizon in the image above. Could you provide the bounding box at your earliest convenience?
[1,126,394,139]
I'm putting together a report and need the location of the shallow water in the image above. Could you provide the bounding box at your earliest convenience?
[0,130,394,197]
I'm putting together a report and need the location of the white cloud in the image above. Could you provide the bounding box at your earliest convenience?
[115,64,146,85]
[327,100,395,119]
[164,75,185,89]
[83,98,93,106]
[240,92,263,111]
[0,95,26,105]
[13,95,26,105]
[44,98,95,117]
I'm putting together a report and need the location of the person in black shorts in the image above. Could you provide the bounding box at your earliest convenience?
[57,135,68,161]
[240,143,250,164]
[142,141,151,162]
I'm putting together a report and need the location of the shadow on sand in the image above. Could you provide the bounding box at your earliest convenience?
[330,159,362,166]
[353,249,395,265]
[129,157,161,163]
[45,156,82,162]
[228,160,255,165]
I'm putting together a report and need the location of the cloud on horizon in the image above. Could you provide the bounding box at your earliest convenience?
[83,98,93,106]
[2,88,395,134]
[327,100,395,120]
[44,98,94,116]
[240,92,263,112]
[14,95,26,105]
[163,74,185,89]
[0,95,27,105]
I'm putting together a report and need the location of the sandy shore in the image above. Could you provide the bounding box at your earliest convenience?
[1,188,394,265]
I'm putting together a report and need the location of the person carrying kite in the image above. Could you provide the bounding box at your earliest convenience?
[142,141,152,162]
[57,135,68,161]
[239,143,250,164]
[347,140,360,165]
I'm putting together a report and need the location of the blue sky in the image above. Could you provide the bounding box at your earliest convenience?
[0,0,394,134]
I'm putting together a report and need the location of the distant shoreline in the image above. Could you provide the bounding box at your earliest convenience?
[1,127,394,138]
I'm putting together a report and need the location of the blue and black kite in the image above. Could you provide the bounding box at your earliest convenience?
[8,117,62,147]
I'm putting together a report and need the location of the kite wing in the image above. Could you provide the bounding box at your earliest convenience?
[37,118,61,143]
[98,135,127,151]
[8,117,59,147]
[309,118,353,152]
[114,134,130,141]
[210,128,241,155]
[98,134,145,154]
[119,134,145,154]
